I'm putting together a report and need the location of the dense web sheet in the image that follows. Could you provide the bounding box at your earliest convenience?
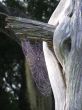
[21,40,51,96]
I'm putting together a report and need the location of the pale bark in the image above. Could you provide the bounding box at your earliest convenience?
[43,42,66,110]
[5,0,82,110]
[43,0,73,109]
[44,0,82,110]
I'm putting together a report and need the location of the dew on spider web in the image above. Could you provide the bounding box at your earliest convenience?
[21,40,51,96]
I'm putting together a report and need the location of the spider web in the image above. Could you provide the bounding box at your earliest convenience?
[21,40,51,96]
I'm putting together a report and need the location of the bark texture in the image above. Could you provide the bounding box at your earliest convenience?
[4,0,82,110]
[43,0,82,110]
[6,16,54,44]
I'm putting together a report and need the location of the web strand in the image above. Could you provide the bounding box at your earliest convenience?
[21,40,51,96]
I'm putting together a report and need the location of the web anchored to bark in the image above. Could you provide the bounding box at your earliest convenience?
[21,40,52,96]
[5,0,82,110]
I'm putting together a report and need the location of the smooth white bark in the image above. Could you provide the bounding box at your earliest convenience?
[43,0,72,109]
[43,0,77,110]
[43,41,66,110]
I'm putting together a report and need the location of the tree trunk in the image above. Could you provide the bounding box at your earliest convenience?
[43,0,82,110]
[4,0,82,110]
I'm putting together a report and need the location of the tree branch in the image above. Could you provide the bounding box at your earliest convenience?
[5,16,55,44]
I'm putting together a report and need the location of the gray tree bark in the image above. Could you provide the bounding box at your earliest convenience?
[5,16,54,44]
[43,0,82,110]
[5,0,82,110]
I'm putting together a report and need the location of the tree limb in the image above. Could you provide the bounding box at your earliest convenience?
[5,16,55,44]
